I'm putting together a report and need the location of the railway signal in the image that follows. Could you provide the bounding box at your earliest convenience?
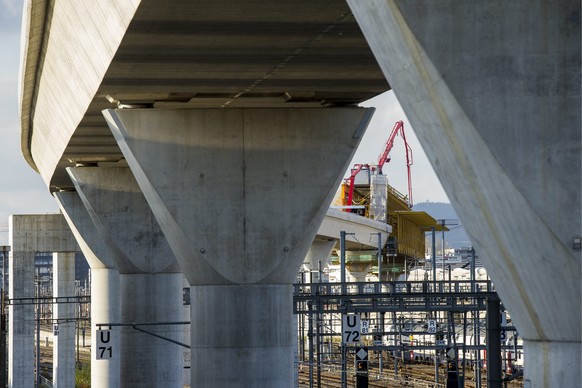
[355,346,369,388]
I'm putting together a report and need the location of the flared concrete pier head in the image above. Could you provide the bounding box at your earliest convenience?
[347,1,581,387]
[56,166,184,388]
[103,108,373,386]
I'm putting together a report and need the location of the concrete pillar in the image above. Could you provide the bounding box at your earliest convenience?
[304,240,335,283]
[119,273,183,387]
[523,339,581,388]
[347,1,581,386]
[103,107,374,387]
[8,214,79,388]
[191,284,293,385]
[345,262,371,283]
[55,192,122,388]
[59,166,183,388]
[52,252,76,388]
[90,268,121,388]
[7,250,35,388]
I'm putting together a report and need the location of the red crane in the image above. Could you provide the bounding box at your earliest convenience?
[344,120,414,209]
[376,120,413,206]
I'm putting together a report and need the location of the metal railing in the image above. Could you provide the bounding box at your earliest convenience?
[293,280,497,314]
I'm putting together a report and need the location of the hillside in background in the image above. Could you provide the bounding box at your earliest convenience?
[412,201,473,250]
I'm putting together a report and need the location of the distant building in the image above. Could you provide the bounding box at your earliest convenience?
[0,250,90,293]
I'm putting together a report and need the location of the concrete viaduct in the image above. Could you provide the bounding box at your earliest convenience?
[17,1,580,387]
[7,207,389,388]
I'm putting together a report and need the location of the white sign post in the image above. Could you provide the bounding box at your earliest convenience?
[96,329,113,360]
[342,314,361,344]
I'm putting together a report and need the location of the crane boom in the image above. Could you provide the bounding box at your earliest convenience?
[375,120,414,207]
[343,120,414,210]
[376,120,405,171]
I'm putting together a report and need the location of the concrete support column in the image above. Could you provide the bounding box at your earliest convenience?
[346,262,372,282]
[190,284,293,387]
[8,215,79,387]
[56,192,122,388]
[52,252,76,388]
[523,339,581,387]
[104,107,373,386]
[119,273,183,388]
[8,250,35,388]
[304,240,335,283]
[59,166,184,387]
[347,2,580,386]
[91,268,121,388]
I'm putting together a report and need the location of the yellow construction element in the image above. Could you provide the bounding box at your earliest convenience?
[389,211,447,259]
[337,181,444,261]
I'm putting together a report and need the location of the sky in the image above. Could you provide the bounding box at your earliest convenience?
[0,2,449,241]
[1,1,61,231]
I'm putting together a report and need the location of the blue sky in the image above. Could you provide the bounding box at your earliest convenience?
[1,1,61,237]
[0,2,448,242]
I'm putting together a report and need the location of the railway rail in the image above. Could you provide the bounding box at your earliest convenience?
[298,362,523,388]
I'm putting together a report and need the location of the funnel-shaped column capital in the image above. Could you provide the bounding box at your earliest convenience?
[303,240,336,283]
[66,166,179,274]
[104,108,374,285]
[55,191,120,270]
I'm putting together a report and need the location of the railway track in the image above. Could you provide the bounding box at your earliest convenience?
[298,362,523,387]
[299,366,446,388]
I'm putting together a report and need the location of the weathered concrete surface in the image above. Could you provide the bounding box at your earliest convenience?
[190,284,293,386]
[57,167,183,387]
[305,209,391,281]
[19,0,387,191]
[119,273,183,388]
[104,107,373,387]
[7,250,34,388]
[318,208,391,249]
[52,252,76,388]
[104,108,373,285]
[10,214,80,253]
[303,240,336,283]
[347,1,581,386]
[66,166,181,275]
[8,214,79,388]
[89,268,121,388]
[55,193,122,387]
[19,0,140,182]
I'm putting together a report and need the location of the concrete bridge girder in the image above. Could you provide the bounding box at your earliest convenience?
[318,208,391,250]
